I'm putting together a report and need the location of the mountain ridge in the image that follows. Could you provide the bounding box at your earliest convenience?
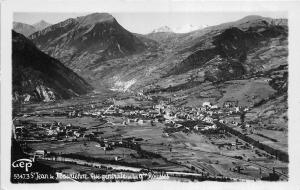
[13,22,36,37]
[12,30,93,103]
[26,14,287,110]
[150,24,209,34]
[33,20,52,31]
[29,13,150,73]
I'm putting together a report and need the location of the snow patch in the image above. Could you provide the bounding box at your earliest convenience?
[173,24,208,33]
[151,26,173,33]
[151,24,208,34]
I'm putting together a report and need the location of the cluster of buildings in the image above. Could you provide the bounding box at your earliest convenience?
[14,121,88,142]
[15,94,255,158]
[15,93,254,144]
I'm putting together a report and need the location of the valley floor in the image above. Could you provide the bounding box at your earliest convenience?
[12,91,288,182]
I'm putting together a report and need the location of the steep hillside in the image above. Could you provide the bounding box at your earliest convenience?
[29,13,151,72]
[167,23,287,81]
[12,31,93,103]
[88,16,287,92]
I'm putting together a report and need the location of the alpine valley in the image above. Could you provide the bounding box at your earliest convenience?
[11,12,288,182]
[25,13,288,131]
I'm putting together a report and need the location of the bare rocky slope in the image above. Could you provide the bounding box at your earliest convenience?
[12,30,93,103]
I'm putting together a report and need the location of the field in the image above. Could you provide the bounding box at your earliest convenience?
[15,91,288,181]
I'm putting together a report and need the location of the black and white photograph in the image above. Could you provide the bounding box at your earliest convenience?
[1,0,300,189]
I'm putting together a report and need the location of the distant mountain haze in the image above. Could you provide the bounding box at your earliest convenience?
[173,24,209,33]
[151,24,209,34]
[13,20,52,37]
[13,22,36,37]
[33,20,52,31]
[151,26,173,33]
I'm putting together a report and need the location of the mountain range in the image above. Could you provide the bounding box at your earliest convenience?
[13,20,51,36]
[151,24,209,34]
[13,13,288,129]
[33,20,52,31]
[13,22,36,37]
[29,13,153,73]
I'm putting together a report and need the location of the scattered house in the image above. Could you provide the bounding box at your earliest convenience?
[193,125,199,130]
[127,118,135,123]
[201,124,217,131]
[24,94,31,102]
[47,129,58,136]
[73,131,81,137]
[211,105,219,110]
[200,107,207,111]
[198,113,204,118]
[175,124,183,128]
[34,150,46,158]
[202,102,212,108]
[166,120,175,124]
[207,111,214,116]
[115,156,124,161]
[83,133,94,139]
[244,107,250,112]
[223,100,238,108]
[138,119,144,125]
[245,123,251,128]
[231,121,239,126]
[164,113,175,120]
[203,116,214,123]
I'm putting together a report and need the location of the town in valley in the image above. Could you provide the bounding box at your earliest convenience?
[11,12,288,182]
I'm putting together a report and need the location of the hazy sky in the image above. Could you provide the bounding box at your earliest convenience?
[14,12,287,34]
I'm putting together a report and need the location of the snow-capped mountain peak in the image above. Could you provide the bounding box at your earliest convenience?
[173,24,208,33]
[151,26,173,33]
[151,24,208,34]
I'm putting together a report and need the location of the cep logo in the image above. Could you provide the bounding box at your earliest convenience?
[12,159,33,172]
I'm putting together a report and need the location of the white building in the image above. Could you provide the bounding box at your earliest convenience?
[194,125,199,130]
[203,116,214,123]
[211,105,219,109]
[138,119,144,125]
[202,102,212,107]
